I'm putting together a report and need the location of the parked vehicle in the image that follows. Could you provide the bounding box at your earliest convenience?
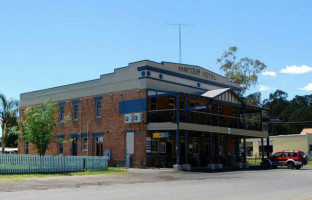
[261,150,308,169]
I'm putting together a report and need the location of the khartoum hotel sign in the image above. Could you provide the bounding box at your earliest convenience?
[178,66,217,80]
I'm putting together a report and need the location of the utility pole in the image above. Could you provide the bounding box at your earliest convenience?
[168,23,193,64]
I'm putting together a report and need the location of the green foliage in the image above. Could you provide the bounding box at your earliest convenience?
[18,100,58,156]
[217,46,267,94]
[0,93,19,152]
[4,133,18,148]
[263,90,312,135]
[245,92,261,107]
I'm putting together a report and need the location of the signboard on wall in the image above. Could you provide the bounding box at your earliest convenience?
[146,137,151,153]
[186,105,211,111]
[97,136,103,142]
[153,132,170,138]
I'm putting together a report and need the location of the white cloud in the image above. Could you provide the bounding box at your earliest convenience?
[298,83,312,91]
[259,84,271,92]
[262,70,277,77]
[280,65,312,74]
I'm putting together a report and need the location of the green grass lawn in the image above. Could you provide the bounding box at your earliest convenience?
[246,158,262,166]
[0,167,126,183]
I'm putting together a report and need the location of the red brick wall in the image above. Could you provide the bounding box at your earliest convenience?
[18,89,147,167]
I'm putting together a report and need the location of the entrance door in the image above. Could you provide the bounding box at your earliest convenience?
[96,143,103,156]
[72,138,77,156]
[180,142,185,164]
[166,141,172,157]
[126,131,135,155]
[192,137,200,166]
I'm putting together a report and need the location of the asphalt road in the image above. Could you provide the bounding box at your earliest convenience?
[1,167,312,200]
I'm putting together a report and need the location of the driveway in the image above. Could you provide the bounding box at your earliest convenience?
[0,167,312,200]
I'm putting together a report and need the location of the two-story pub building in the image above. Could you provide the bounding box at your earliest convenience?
[19,60,269,170]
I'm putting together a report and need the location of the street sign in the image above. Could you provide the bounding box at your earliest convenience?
[263,118,283,122]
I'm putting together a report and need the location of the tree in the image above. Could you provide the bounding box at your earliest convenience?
[0,94,19,153]
[245,92,261,107]
[19,100,58,156]
[217,46,267,95]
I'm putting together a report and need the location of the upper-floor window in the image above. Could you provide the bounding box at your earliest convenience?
[168,97,175,109]
[151,98,157,110]
[218,106,223,115]
[73,104,79,121]
[96,100,101,118]
[59,106,64,122]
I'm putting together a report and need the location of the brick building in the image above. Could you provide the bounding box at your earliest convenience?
[19,60,268,169]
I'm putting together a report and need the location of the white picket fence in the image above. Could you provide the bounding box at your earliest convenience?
[0,154,108,174]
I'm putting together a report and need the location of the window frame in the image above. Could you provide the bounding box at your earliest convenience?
[73,104,79,121]
[59,106,64,122]
[82,137,88,151]
[96,100,102,118]
[151,139,159,153]
[58,141,63,155]
[193,137,199,154]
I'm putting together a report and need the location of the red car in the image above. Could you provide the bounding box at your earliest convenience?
[262,150,308,169]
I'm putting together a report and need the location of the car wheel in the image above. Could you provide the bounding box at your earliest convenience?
[264,161,270,169]
[287,162,294,169]
[272,165,277,169]
[295,165,301,169]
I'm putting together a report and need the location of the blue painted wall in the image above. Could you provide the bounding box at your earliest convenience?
[119,98,146,114]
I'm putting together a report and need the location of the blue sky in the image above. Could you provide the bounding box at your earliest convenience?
[0,0,311,102]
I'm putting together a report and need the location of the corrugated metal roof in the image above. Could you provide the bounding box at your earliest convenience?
[201,88,230,98]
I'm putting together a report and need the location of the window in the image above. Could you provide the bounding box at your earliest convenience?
[151,139,159,152]
[310,145,312,151]
[169,97,175,109]
[82,137,88,151]
[73,104,79,120]
[96,100,101,118]
[273,152,282,157]
[179,99,185,109]
[160,142,166,153]
[218,106,223,114]
[193,138,199,153]
[59,106,64,122]
[151,98,157,110]
[25,142,29,154]
[59,142,63,155]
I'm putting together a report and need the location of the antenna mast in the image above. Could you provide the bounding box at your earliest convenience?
[168,23,192,64]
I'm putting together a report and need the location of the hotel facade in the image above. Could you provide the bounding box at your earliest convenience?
[19,60,268,170]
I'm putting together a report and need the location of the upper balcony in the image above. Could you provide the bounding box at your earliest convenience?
[146,88,267,134]
[147,109,262,131]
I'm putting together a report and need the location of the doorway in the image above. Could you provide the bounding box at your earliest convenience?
[72,138,77,156]
[95,136,103,156]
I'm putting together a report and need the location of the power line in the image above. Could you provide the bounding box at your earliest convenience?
[268,121,312,124]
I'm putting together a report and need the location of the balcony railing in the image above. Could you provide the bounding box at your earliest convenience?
[147,109,262,131]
